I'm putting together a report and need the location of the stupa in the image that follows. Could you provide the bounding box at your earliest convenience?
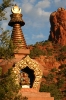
[0,5,54,100]
[8,4,30,59]
[8,4,43,91]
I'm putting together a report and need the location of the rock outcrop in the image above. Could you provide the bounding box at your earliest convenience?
[35,55,61,72]
[49,7,66,45]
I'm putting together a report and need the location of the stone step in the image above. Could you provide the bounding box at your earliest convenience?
[20,88,54,100]
[22,92,51,97]
[27,97,54,100]
[20,88,38,93]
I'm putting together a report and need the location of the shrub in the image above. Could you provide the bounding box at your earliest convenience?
[50,68,57,72]
[44,73,54,82]
[0,68,28,100]
[0,67,2,76]
[56,54,66,61]
[39,83,63,100]
[60,46,66,52]
[30,47,45,58]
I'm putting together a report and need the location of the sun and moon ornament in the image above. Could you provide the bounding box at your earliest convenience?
[11,4,21,14]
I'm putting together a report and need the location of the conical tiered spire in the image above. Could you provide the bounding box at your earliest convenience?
[8,4,27,48]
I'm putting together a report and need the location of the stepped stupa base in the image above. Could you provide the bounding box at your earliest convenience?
[14,48,30,59]
[19,88,54,100]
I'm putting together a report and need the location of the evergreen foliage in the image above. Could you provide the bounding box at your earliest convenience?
[0,29,15,59]
[0,0,14,20]
[40,83,63,100]
[39,66,66,100]
[0,68,28,100]
[30,46,45,58]
[0,67,2,76]
[0,0,15,59]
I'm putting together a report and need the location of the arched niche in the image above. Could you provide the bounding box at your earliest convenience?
[21,66,35,88]
[11,55,43,89]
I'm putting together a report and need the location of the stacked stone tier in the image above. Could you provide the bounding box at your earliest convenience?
[8,13,26,48]
[11,24,26,48]
[8,14,25,26]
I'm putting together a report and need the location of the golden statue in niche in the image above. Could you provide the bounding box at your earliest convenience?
[19,71,30,88]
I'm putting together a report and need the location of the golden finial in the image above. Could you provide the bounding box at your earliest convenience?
[11,4,21,14]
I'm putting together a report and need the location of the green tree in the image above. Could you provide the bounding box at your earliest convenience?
[0,29,15,59]
[0,0,15,59]
[39,83,63,100]
[40,66,66,100]
[30,46,45,58]
[0,68,28,100]
[0,67,2,76]
[45,73,54,82]
[0,0,14,20]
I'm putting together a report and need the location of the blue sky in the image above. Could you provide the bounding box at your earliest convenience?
[1,0,66,45]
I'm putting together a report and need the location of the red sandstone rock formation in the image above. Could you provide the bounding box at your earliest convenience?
[49,7,66,45]
[35,55,60,70]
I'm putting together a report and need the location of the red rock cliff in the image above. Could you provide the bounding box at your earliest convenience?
[49,7,66,45]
